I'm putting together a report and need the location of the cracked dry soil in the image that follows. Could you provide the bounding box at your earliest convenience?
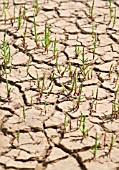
[0,0,119,170]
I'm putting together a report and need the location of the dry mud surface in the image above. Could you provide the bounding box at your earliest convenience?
[0,0,119,170]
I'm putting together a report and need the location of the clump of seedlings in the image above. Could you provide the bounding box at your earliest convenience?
[42,22,51,53]
[79,47,91,80]
[79,114,94,137]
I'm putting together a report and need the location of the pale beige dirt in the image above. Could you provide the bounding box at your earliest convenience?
[0,0,119,170]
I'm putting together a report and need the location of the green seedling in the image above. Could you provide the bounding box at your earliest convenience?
[104,132,106,147]
[55,53,61,74]
[33,0,40,16]
[26,61,29,75]
[70,68,77,95]
[18,6,22,30]
[90,0,95,21]
[93,132,98,158]
[114,85,119,101]
[23,5,27,20]
[68,60,73,78]
[108,64,113,78]
[48,83,54,96]
[108,134,114,157]
[7,10,13,26]
[75,44,81,58]
[78,113,83,127]
[30,96,33,106]
[36,70,40,88]
[96,88,98,100]
[0,32,11,74]
[60,83,68,93]
[40,73,45,97]
[114,72,119,88]
[80,47,90,80]
[2,1,7,24]
[64,113,67,130]
[22,105,26,120]
[32,15,40,47]
[17,129,20,143]
[80,115,94,137]
[80,115,87,137]
[89,100,96,115]
[92,24,95,38]
[5,79,13,102]
[112,7,117,28]
[39,73,46,99]
[112,102,119,119]
[109,0,113,18]
[53,38,57,58]
[61,66,68,77]
[56,53,68,76]
[48,72,54,88]
[22,22,28,49]
[76,84,83,109]
[42,22,51,53]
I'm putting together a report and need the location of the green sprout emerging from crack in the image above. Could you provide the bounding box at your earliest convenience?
[90,0,95,21]
[109,0,113,18]
[64,113,67,130]
[36,70,40,89]
[42,22,51,53]
[33,0,40,16]
[5,79,13,103]
[112,7,117,28]
[22,22,28,50]
[2,0,8,24]
[75,44,81,58]
[53,38,57,58]
[22,105,26,120]
[80,115,93,137]
[32,15,40,47]
[76,84,83,109]
[0,32,11,74]
[108,134,115,157]
[93,132,98,158]
[17,129,20,143]
[80,47,91,80]
[18,6,22,30]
